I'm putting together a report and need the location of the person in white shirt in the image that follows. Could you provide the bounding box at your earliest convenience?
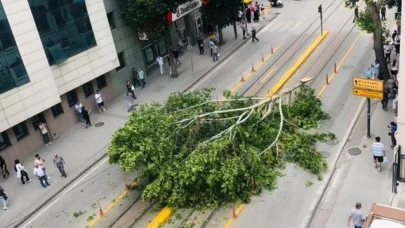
[371,136,385,171]
[384,42,393,63]
[38,122,52,146]
[94,90,106,113]
[33,164,50,188]
[394,34,400,55]
[14,159,31,184]
[156,55,164,75]
[74,101,84,122]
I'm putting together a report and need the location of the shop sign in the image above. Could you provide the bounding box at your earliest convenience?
[169,0,202,22]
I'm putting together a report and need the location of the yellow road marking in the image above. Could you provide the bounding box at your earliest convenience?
[267,31,330,96]
[230,44,282,93]
[260,68,276,84]
[146,207,173,228]
[87,178,141,228]
[316,34,362,97]
[224,204,246,228]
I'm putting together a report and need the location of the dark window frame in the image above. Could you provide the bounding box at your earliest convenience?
[66,90,78,107]
[116,52,125,71]
[107,12,115,30]
[96,75,107,90]
[0,132,10,151]
[83,81,94,97]
[31,113,46,130]
[13,122,29,141]
[51,103,64,118]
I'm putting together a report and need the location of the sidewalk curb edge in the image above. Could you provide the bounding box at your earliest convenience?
[13,152,108,228]
[302,97,367,228]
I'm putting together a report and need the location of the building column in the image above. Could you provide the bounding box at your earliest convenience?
[396,7,405,147]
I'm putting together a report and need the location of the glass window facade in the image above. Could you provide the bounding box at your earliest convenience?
[0,3,30,94]
[13,122,29,141]
[51,103,64,117]
[66,89,78,106]
[28,0,97,65]
[96,75,107,89]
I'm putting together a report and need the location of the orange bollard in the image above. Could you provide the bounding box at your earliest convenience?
[98,201,104,216]
[261,53,265,62]
[251,63,255,72]
[233,204,237,219]
[271,45,274,54]
[124,178,130,190]
[334,63,337,73]
[241,75,245,82]
[326,74,329,85]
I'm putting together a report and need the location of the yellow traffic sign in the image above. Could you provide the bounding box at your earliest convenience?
[352,77,383,92]
[353,88,383,100]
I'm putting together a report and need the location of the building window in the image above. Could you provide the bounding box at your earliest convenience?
[28,0,97,65]
[107,12,115,30]
[96,75,107,89]
[66,90,78,107]
[51,103,64,117]
[31,113,46,130]
[116,52,125,71]
[0,3,30,94]
[83,81,94,97]
[143,44,157,66]
[13,122,29,141]
[0,132,10,151]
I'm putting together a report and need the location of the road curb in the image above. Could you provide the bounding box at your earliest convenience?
[183,14,279,92]
[302,97,367,228]
[13,151,108,228]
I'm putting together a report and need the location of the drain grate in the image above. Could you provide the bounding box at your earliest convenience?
[348,147,362,156]
[95,122,105,127]
[326,139,339,146]
[319,151,331,158]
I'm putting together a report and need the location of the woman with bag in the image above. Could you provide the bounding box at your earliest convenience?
[14,160,31,184]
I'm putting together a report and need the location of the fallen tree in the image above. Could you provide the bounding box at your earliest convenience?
[108,86,334,209]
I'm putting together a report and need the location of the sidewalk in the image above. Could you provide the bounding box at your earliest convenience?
[0,14,275,227]
[310,100,404,228]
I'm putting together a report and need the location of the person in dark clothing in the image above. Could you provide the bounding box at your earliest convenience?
[126,81,137,99]
[173,49,181,65]
[388,122,397,148]
[253,7,260,22]
[251,27,259,42]
[381,91,389,111]
[131,68,141,88]
[392,30,398,43]
[197,37,204,54]
[246,8,251,23]
[0,186,8,210]
[82,106,92,128]
[381,6,386,21]
[353,6,358,23]
[0,156,9,180]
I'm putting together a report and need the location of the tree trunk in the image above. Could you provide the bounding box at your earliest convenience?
[233,21,238,38]
[218,28,224,44]
[366,1,390,80]
[165,22,178,78]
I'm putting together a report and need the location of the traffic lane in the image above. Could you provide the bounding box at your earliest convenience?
[19,157,138,228]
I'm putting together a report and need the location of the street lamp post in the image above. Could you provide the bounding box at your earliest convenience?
[318,4,323,36]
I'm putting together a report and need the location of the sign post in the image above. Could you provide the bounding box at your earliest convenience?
[352,77,384,138]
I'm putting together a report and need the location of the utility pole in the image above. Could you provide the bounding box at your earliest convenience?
[367,98,371,138]
[318,4,323,36]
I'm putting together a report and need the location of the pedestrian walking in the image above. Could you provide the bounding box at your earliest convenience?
[53,154,67,178]
[34,154,48,176]
[0,155,9,180]
[33,164,50,188]
[381,5,386,21]
[388,121,397,148]
[212,44,219,62]
[363,68,372,79]
[251,26,259,42]
[82,106,92,128]
[137,68,146,88]
[391,59,398,76]
[14,160,31,184]
[394,34,400,55]
[0,186,8,210]
[197,36,204,54]
[173,49,181,65]
[347,202,365,228]
[371,136,385,172]
[246,7,251,23]
[131,68,141,88]
[74,101,84,122]
[38,122,52,146]
[166,56,172,76]
[372,60,380,79]
[384,42,393,63]
[353,6,359,23]
[241,22,247,39]
[126,81,137,99]
[95,90,106,113]
[156,55,164,75]
[209,39,215,57]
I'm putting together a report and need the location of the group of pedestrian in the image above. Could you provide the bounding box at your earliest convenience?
[244,2,264,23]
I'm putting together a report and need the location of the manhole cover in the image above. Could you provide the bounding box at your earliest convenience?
[95,122,104,127]
[319,151,331,158]
[348,147,362,156]
[343,65,354,69]
[326,139,339,145]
